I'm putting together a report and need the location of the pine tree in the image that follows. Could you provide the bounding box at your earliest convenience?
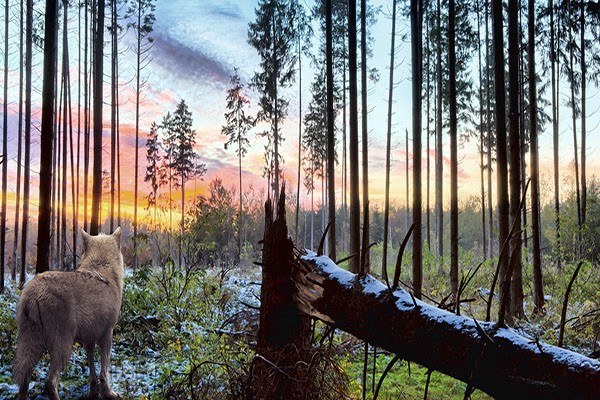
[248,0,303,200]
[302,67,328,250]
[163,100,206,265]
[222,69,254,260]
[144,121,166,225]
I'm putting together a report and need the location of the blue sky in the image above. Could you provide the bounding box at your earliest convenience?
[143,0,599,206]
[1,0,599,213]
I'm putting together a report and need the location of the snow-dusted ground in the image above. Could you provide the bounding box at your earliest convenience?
[0,266,262,399]
[2,257,599,398]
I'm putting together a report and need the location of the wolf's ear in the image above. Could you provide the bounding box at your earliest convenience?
[113,227,121,249]
[82,229,91,251]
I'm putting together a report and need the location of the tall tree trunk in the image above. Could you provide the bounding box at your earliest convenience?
[36,0,58,273]
[61,0,69,269]
[342,57,347,255]
[508,0,523,319]
[519,5,528,262]
[326,0,336,261]
[485,0,494,259]
[295,26,302,245]
[272,12,280,202]
[348,0,361,273]
[435,0,443,271]
[90,0,105,236]
[20,0,33,286]
[12,0,25,281]
[568,0,582,254]
[1,0,8,290]
[67,57,76,270]
[449,0,458,310]
[382,0,397,284]
[180,175,185,267]
[411,0,423,300]
[110,0,117,232]
[83,0,90,232]
[238,136,243,261]
[491,0,510,322]
[476,0,487,261]
[528,0,544,314]
[425,14,431,252]
[310,175,314,249]
[550,0,561,270]
[133,0,141,267]
[580,0,586,227]
[360,0,369,274]
[53,93,60,268]
[405,127,409,231]
[321,179,326,249]
[116,79,121,227]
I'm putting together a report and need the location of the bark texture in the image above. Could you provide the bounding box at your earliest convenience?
[293,254,600,400]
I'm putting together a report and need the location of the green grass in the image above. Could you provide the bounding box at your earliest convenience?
[1,251,597,399]
[337,335,492,400]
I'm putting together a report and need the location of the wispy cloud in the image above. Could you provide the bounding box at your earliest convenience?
[151,31,231,88]
[204,2,244,20]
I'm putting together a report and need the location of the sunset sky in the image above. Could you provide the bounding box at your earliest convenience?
[1,0,600,224]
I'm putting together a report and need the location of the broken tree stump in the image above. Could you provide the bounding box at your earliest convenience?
[247,189,313,399]
[293,252,600,400]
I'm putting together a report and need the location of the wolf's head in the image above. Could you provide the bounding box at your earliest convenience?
[80,227,124,272]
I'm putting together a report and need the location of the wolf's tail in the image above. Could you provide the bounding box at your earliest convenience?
[12,291,46,390]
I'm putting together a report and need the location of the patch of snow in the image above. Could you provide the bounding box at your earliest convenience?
[394,294,417,311]
[403,292,482,337]
[222,274,261,312]
[307,257,485,336]
[358,274,387,296]
[0,383,18,397]
[495,327,600,371]
[477,287,497,299]
[304,258,600,368]
[302,252,354,288]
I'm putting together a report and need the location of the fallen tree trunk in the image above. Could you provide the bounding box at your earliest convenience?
[293,252,600,399]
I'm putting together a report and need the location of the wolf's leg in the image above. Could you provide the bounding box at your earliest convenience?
[84,343,99,399]
[45,340,72,400]
[98,331,119,399]
[13,330,46,400]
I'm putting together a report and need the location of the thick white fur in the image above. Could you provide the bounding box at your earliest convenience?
[12,228,124,400]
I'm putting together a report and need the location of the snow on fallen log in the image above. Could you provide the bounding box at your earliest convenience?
[292,251,600,400]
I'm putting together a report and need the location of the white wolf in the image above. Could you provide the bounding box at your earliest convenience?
[12,228,124,400]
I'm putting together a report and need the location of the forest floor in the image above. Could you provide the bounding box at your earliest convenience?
[0,254,598,399]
